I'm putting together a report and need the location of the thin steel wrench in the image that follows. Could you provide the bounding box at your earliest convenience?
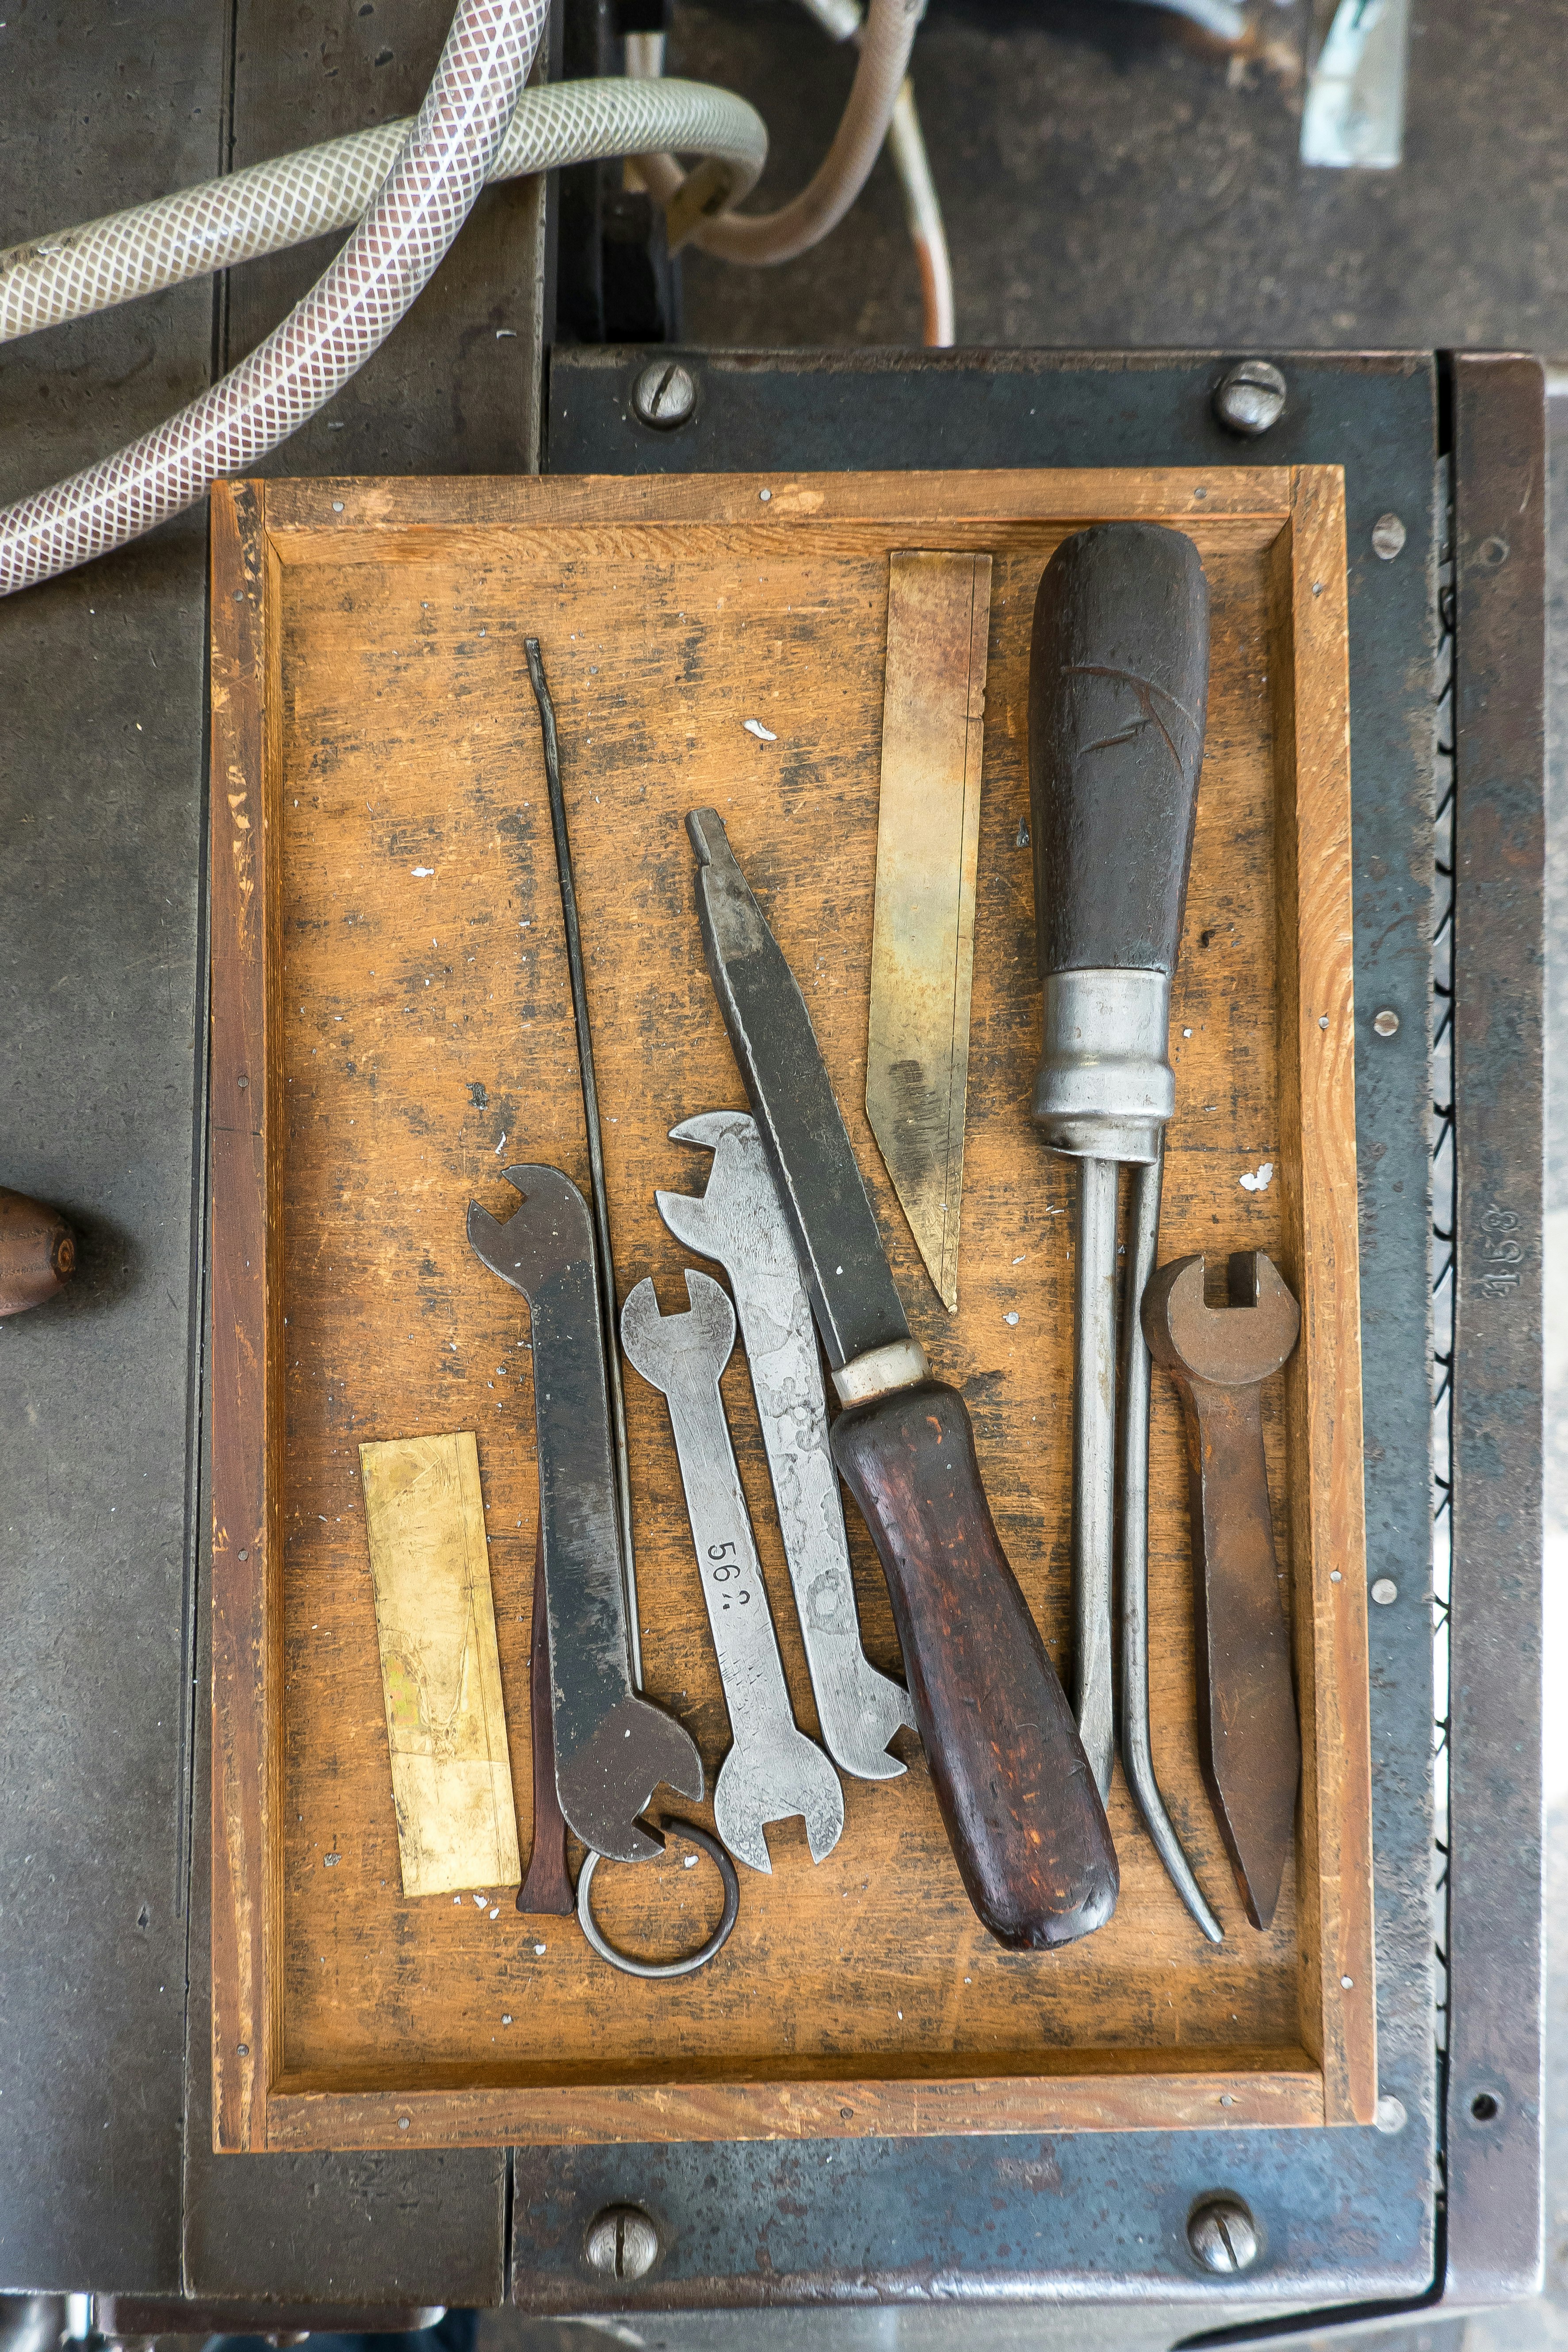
[656,1109,917,1782]
[621,1270,845,1874]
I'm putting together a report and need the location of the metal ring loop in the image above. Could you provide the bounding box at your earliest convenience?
[576,1818,739,1980]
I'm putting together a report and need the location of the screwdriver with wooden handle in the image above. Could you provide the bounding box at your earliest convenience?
[1028,521,1211,1802]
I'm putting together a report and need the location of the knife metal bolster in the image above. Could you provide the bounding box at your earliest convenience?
[1031,967,1173,1164]
[830,1335,932,1408]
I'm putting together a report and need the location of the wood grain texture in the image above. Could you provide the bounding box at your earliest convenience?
[361,1432,521,1899]
[256,467,1295,548]
[264,2056,1324,2151]
[831,1380,1117,1949]
[208,466,1372,2150]
[209,482,280,2153]
[1268,468,1376,2124]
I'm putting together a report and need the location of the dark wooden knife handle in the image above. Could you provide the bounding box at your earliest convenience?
[1028,520,1209,979]
[830,1379,1118,1948]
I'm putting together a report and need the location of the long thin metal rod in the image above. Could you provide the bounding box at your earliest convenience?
[1072,1155,1118,1801]
[524,636,642,1690]
[1117,1143,1223,1943]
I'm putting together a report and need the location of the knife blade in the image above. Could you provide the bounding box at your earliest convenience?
[688,808,916,1384]
[686,807,1118,1950]
[865,550,992,1315]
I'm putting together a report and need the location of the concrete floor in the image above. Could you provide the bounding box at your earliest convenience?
[673,0,1568,356]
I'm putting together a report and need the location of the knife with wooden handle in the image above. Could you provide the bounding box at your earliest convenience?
[687,807,1118,1950]
[864,550,992,1314]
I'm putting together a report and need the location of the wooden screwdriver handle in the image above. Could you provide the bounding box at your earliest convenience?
[831,1380,1119,1949]
[1029,521,1209,980]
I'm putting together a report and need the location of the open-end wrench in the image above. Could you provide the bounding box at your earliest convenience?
[1142,1250,1302,1931]
[620,1269,845,1874]
[467,1166,704,1865]
[656,1110,917,1782]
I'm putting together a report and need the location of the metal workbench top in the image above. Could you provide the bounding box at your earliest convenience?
[0,2,1545,2333]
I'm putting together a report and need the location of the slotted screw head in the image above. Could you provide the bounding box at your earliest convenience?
[585,2204,662,2280]
[1372,512,1407,561]
[1373,1007,1400,1037]
[632,360,697,430]
[1188,2195,1260,2274]
[1213,360,1287,437]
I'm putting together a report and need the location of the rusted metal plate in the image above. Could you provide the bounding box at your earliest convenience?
[1446,351,1547,2302]
[1143,1252,1303,1934]
[865,550,992,1313]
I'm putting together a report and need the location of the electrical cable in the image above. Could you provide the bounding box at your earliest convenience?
[782,0,952,345]
[887,76,953,347]
[636,0,922,265]
[1117,0,1247,39]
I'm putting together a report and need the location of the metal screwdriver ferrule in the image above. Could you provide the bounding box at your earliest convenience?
[1031,967,1174,1164]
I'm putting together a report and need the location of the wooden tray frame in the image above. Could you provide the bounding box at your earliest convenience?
[208,466,1374,2153]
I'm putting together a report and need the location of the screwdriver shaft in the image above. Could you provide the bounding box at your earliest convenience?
[1072,1155,1118,1801]
[1117,1146,1223,1942]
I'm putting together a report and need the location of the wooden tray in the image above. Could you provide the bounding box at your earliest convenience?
[209,466,1373,2155]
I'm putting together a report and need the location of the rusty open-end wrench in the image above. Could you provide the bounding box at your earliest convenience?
[1142,1251,1302,1931]
[467,1166,704,1865]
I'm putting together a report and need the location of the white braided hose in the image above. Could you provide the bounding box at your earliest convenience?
[0,0,549,597]
[638,0,922,264]
[0,80,766,348]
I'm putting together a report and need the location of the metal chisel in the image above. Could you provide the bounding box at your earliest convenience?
[687,807,1118,1951]
[1027,520,1210,1804]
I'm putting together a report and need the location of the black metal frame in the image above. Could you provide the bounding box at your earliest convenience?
[1443,353,1547,2304]
[506,344,1544,2325]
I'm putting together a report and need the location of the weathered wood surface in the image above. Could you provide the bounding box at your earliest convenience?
[361,1431,521,1899]
[1267,471,1376,2123]
[210,481,280,2155]
[265,2052,1325,2151]
[209,466,1372,2149]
